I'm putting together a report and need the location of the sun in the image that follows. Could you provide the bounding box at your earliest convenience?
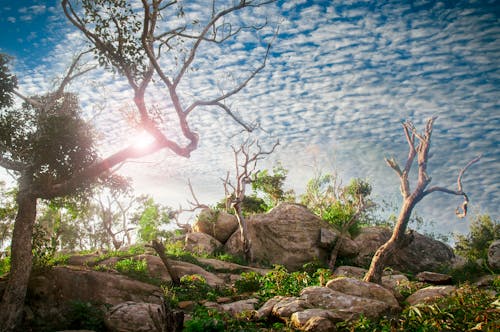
[132,130,156,150]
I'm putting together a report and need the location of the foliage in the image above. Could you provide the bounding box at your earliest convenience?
[0,91,97,189]
[258,265,315,301]
[132,196,172,243]
[0,182,16,249]
[0,53,17,107]
[252,164,295,209]
[454,214,499,262]
[166,274,231,306]
[340,284,500,331]
[0,256,10,277]
[66,300,106,331]
[301,174,373,236]
[234,271,262,293]
[114,258,148,279]
[184,305,284,332]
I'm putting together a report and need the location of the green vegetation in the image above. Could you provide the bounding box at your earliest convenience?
[66,301,106,332]
[340,284,500,331]
[454,214,499,262]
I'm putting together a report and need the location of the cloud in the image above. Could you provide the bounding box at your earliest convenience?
[9,0,499,237]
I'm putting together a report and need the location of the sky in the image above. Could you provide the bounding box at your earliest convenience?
[0,0,499,238]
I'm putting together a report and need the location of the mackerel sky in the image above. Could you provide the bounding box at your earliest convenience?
[0,0,498,237]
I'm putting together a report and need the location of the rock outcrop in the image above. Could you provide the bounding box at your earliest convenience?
[193,209,239,243]
[353,227,455,273]
[184,232,222,256]
[405,285,456,306]
[255,277,400,329]
[224,203,338,270]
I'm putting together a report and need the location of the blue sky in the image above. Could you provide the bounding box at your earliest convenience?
[0,0,499,237]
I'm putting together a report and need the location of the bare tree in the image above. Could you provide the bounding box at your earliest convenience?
[223,138,279,262]
[363,117,481,284]
[0,1,277,329]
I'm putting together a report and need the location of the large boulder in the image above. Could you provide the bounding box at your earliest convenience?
[487,240,500,270]
[193,208,238,243]
[184,232,222,256]
[224,203,337,270]
[405,285,456,306]
[353,227,455,273]
[22,266,163,331]
[105,302,163,332]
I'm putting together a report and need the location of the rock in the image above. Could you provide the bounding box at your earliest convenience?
[299,286,397,319]
[381,274,410,300]
[416,271,452,285]
[23,266,164,331]
[272,297,312,318]
[105,302,163,332]
[333,266,367,279]
[196,257,271,275]
[184,232,222,256]
[353,227,455,273]
[488,240,500,270]
[193,208,238,243]
[66,253,101,266]
[291,309,342,332]
[224,203,334,270]
[254,296,285,320]
[405,285,456,306]
[135,254,225,287]
[318,227,338,249]
[326,277,400,310]
[220,298,259,316]
[337,236,360,257]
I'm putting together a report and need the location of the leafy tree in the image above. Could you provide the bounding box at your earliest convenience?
[132,196,172,243]
[364,117,481,284]
[251,163,295,209]
[0,54,17,107]
[454,214,499,262]
[1,0,278,329]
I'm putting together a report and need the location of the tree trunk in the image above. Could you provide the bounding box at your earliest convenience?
[151,240,180,286]
[0,184,37,332]
[234,204,251,263]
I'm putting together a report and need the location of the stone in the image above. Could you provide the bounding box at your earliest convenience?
[405,285,456,306]
[193,208,238,243]
[381,274,410,300]
[272,297,312,318]
[487,240,500,270]
[224,203,333,270]
[416,271,452,285]
[105,301,163,332]
[325,277,400,310]
[319,227,338,249]
[333,266,367,279]
[291,309,342,332]
[220,298,259,316]
[299,286,396,319]
[184,232,222,256]
[196,257,271,275]
[353,227,455,273]
[254,296,285,320]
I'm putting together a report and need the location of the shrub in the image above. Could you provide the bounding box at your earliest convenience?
[234,271,262,293]
[0,256,10,276]
[114,258,149,281]
[454,214,499,262]
[66,301,106,331]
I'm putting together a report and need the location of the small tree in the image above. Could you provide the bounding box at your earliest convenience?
[223,139,279,262]
[454,214,499,262]
[252,163,295,210]
[364,117,481,284]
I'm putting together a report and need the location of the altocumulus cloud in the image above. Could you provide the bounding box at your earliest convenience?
[7,0,499,236]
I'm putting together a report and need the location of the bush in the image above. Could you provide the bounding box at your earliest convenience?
[234,271,262,293]
[0,256,10,276]
[340,284,500,331]
[66,301,106,331]
[114,258,151,282]
[454,214,499,262]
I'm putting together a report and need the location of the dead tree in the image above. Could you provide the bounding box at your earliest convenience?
[223,139,279,262]
[363,117,481,284]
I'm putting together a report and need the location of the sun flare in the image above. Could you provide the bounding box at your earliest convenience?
[132,130,156,150]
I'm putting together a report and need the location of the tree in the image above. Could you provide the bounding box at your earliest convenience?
[363,117,481,284]
[222,138,279,262]
[1,0,277,329]
[454,214,499,262]
[252,163,295,210]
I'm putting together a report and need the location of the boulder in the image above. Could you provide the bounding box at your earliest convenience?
[105,302,163,332]
[290,309,343,332]
[220,298,259,317]
[196,257,271,275]
[333,266,367,279]
[416,271,452,285]
[193,209,238,243]
[488,240,500,270]
[353,227,455,273]
[184,232,222,256]
[325,277,400,310]
[22,266,163,331]
[224,203,335,270]
[405,285,456,306]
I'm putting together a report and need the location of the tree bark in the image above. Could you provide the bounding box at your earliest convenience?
[151,240,180,286]
[234,207,252,263]
[0,179,37,332]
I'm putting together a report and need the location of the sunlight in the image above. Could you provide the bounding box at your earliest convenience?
[132,130,156,150]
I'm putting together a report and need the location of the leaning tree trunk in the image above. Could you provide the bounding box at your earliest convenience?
[363,199,416,283]
[151,240,180,286]
[234,203,252,263]
[0,184,37,332]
